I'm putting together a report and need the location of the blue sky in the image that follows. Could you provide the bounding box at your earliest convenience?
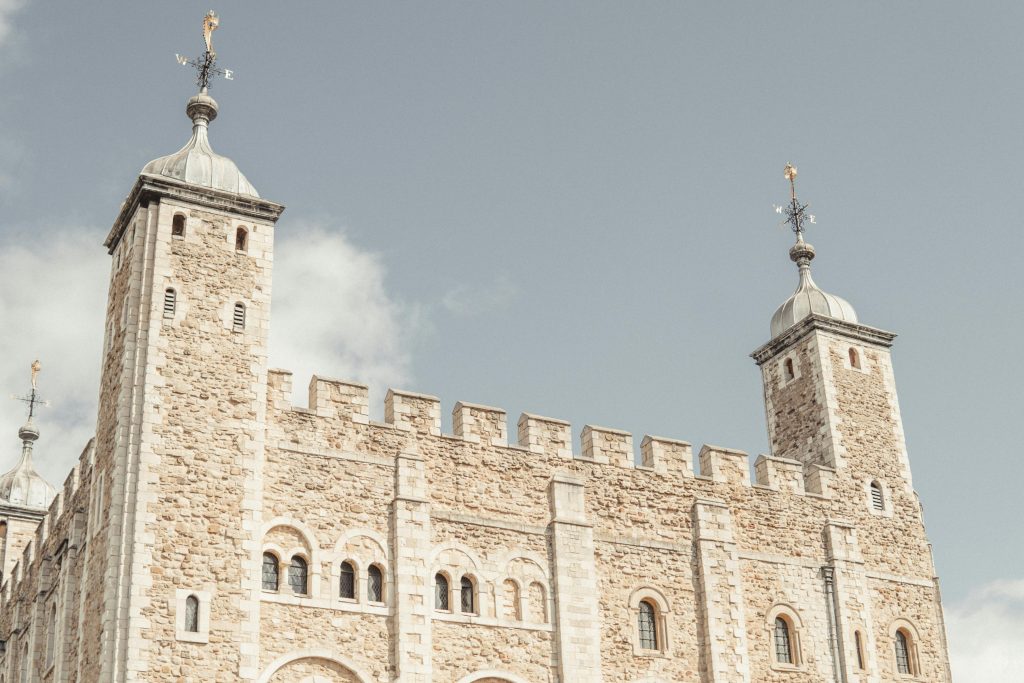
[1,2,1021,677]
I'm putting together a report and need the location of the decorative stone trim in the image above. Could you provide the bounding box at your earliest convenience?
[173,589,211,644]
[766,602,806,672]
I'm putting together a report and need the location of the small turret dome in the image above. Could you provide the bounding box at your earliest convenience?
[770,239,858,338]
[141,88,259,197]
[0,422,56,509]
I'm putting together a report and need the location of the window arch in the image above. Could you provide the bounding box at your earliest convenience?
[45,605,56,667]
[783,357,795,381]
[460,576,476,614]
[774,616,795,664]
[849,347,861,369]
[235,226,248,252]
[367,564,384,603]
[288,555,308,595]
[184,595,200,633]
[435,573,450,611]
[261,552,279,591]
[502,579,521,621]
[854,629,867,670]
[339,561,355,600]
[870,481,885,512]
[163,288,176,319]
[233,302,246,332]
[527,581,547,623]
[19,643,28,683]
[767,605,803,669]
[894,627,918,675]
[638,600,658,650]
[172,213,186,237]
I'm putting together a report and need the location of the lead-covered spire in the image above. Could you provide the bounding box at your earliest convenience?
[769,164,858,338]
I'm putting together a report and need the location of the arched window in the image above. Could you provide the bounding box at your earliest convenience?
[502,579,521,621]
[367,564,384,603]
[235,227,248,252]
[774,616,794,664]
[638,600,658,650]
[19,643,28,683]
[527,581,547,623]
[849,347,861,369]
[784,358,795,381]
[261,552,279,591]
[184,595,199,633]
[895,629,913,675]
[339,561,355,600]
[434,573,450,611]
[460,576,476,614]
[870,481,885,512]
[288,555,308,595]
[163,288,176,319]
[232,302,246,332]
[172,214,186,237]
[855,630,866,670]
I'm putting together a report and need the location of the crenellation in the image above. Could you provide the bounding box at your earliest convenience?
[639,434,694,476]
[517,412,572,458]
[805,463,836,498]
[753,454,805,494]
[308,375,370,423]
[385,388,442,436]
[452,401,507,446]
[580,425,633,467]
[698,444,752,487]
[267,368,293,411]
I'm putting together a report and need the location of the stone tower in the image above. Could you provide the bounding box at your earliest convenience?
[750,167,951,681]
[88,86,284,680]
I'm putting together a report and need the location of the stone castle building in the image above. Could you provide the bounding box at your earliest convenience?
[0,60,951,683]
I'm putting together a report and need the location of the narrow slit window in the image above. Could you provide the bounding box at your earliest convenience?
[784,358,795,381]
[45,606,56,666]
[288,556,308,595]
[163,288,176,319]
[261,553,279,591]
[172,214,186,237]
[855,630,866,670]
[235,227,248,252]
[895,630,912,675]
[774,617,794,664]
[232,302,246,332]
[367,564,384,603]
[460,576,475,614]
[870,481,885,511]
[339,561,355,600]
[184,595,199,633]
[849,347,861,369]
[638,600,658,650]
[435,573,450,611]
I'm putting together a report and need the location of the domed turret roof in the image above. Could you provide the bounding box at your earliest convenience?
[770,238,858,338]
[141,89,259,197]
[0,422,56,509]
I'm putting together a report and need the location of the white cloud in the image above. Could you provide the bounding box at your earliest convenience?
[267,223,416,408]
[946,579,1024,682]
[0,0,25,49]
[0,222,415,488]
[442,273,517,316]
[0,229,108,488]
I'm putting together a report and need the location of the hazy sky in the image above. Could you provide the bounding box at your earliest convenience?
[1,2,1021,677]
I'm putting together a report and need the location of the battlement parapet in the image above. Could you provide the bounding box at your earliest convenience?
[309,375,369,423]
[805,463,836,497]
[385,389,441,436]
[580,425,632,467]
[453,401,507,446]
[698,445,751,487]
[517,413,572,459]
[754,455,805,494]
[640,435,693,477]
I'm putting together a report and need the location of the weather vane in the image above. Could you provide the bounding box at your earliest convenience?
[773,163,816,240]
[175,10,234,90]
[11,360,49,420]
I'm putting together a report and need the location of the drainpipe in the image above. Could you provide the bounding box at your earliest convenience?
[823,566,846,683]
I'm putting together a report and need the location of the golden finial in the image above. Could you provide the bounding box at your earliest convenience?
[30,360,41,390]
[203,10,220,55]
[784,163,798,200]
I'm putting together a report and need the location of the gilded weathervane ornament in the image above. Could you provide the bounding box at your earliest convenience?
[176,10,234,90]
[774,163,816,241]
[12,360,48,420]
